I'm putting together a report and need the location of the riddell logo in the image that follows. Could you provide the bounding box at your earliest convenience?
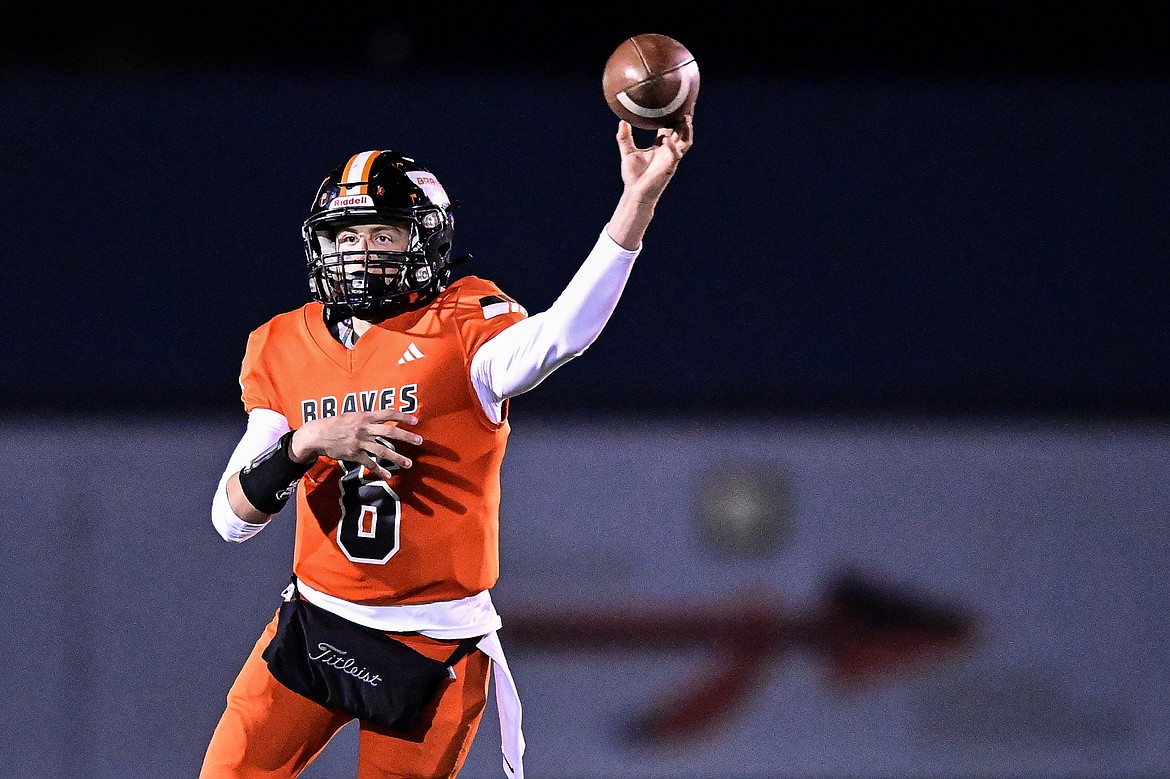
[329,195,374,208]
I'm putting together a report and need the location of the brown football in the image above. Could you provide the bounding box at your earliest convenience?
[602,33,699,130]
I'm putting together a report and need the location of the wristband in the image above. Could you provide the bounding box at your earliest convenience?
[238,431,314,515]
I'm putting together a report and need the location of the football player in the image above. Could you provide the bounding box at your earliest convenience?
[199,115,693,779]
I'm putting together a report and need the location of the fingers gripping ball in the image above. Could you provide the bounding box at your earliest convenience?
[602,33,699,130]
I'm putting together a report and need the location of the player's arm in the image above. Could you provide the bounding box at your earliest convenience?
[469,115,694,420]
[469,230,638,421]
[211,407,422,542]
[211,408,290,542]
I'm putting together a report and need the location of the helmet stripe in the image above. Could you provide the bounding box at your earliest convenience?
[340,150,381,196]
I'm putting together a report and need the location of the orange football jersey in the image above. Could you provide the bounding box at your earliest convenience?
[238,276,527,606]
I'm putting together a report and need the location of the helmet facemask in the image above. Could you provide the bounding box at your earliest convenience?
[305,214,449,322]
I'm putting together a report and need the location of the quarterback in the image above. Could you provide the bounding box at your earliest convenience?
[199,115,693,779]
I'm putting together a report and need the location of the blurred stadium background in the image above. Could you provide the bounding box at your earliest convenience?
[2,3,1168,778]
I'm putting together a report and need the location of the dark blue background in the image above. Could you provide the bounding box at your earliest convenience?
[3,2,1167,419]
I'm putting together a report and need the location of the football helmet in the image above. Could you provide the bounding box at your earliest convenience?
[303,150,459,322]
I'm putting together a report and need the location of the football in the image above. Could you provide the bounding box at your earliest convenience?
[602,33,699,130]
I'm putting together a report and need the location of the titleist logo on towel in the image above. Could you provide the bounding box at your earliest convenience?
[309,643,384,686]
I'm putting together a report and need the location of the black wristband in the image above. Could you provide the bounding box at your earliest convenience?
[238,431,315,515]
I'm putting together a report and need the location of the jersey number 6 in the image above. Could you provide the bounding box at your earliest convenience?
[336,462,401,564]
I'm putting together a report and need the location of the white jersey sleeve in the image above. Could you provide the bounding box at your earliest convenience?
[210,407,290,542]
[470,229,640,423]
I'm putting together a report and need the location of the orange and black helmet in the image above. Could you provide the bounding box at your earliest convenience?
[302,150,461,322]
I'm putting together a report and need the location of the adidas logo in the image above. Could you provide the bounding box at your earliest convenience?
[397,342,425,364]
